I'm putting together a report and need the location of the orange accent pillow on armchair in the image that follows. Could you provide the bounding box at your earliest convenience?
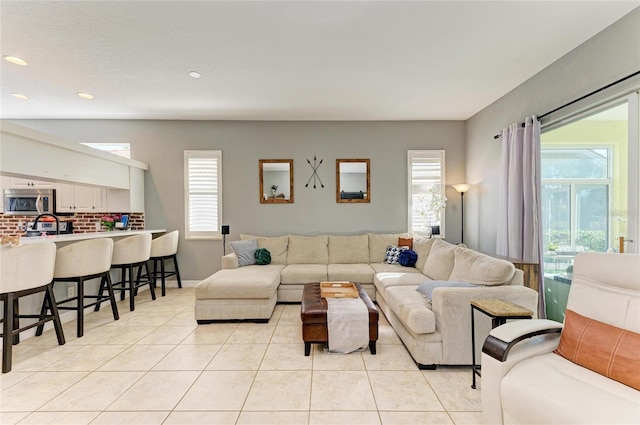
[555,309,640,391]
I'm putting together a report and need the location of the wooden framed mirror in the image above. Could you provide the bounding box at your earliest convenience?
[336,159,370,203]
[259,159,294,204]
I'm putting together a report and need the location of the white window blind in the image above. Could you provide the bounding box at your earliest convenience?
[408,150,446,235]
[184,150,222,239]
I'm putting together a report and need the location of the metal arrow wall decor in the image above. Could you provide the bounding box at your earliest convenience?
[305,156,324,189]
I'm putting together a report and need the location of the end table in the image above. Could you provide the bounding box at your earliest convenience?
[470,298,533,389]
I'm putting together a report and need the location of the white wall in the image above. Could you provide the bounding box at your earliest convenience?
[465,8,640,255]
[14,120,466,279]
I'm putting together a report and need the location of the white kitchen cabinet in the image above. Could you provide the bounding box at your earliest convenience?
[0,175,10,213]
[56,183,107,213]
[9,177,55,189]
[107,167,145,213]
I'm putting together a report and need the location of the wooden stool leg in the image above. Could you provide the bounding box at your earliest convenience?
[12,298,20,345]
[128,265,135,312]
[46,284,66,346]
[2,295,15,373]
[104,273,120,321]
[145,262,156,300]
[76,277,84,338]
[173,255,182,288]
[160,259,166,297]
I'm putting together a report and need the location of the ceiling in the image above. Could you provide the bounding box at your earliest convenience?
[1,1,638,121]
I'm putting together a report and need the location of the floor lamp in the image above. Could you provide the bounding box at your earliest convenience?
[452,184,471,244]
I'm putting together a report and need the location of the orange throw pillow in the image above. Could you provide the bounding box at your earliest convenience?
[398,237,413,249]
[555,309,640,391]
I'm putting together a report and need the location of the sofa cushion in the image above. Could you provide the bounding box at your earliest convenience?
[368,233,403,263]
[287,235,329,264]
[423,239,456,280]
[416,280,476,301]
[240,234,288,265]
[328,264,375,284]
[328,235,370,264]
[385,285,436,334]
[280,264,328,284]
[555,309,640,391]
[195,265,283,299]
[374,271,430,298]
[370,263,422,274]
[413,237,435,272]
[448,247,515,286]
[230,239,257,267]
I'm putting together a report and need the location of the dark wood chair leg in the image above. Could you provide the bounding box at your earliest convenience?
[160,259,166,296]
[173,255,182,288]
[369,341,376,355]
[128,265,135,312]
[104,273,119,321]
[2,295,15,373]
[76,277,84,338]
[46,284,66,346]
[119,267,126,301]
[145,262,156,300]
[12,298,20,345]
[304,342,311,356]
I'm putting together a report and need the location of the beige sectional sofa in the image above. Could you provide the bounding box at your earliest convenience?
[195,233,538,367]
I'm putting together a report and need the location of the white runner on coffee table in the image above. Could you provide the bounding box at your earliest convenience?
[326,297,369,354]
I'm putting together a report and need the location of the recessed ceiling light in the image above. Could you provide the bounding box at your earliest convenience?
[3,55,28,66]
[11,93,30,100]
[189,71,201,79]
[77,92,94,100]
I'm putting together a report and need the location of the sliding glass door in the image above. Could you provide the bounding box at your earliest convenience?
[541,94,639,321]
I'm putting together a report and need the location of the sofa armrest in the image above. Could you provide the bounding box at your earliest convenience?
[430,285,538,365]
[483,319,563,362]
[222,253,239,269]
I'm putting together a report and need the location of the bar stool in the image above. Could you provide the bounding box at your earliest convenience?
[36,238,119,338]
[1,242,64,373]
[110,233,155,311]
[149,230,182,296]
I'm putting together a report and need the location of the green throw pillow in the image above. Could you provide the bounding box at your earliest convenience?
[255,248,271,265]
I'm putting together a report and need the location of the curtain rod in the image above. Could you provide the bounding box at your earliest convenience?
[493,70,640,140]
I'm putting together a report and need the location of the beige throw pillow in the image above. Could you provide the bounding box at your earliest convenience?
[423,239,457,281]
[448,247,515,286]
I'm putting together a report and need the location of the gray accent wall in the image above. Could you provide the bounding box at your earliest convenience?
[14,120,465,279]
[465,8,640,255]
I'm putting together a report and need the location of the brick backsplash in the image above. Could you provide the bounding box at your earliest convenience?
[0,212,145,237]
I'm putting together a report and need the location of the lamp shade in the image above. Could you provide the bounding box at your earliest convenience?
[452,184,471,193]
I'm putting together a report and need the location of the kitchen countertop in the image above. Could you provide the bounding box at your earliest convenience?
[19,229,167,244]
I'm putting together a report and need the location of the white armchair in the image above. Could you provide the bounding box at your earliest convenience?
[481,252,640,425]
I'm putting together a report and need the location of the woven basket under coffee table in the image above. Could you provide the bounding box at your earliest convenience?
[300,282,379,356]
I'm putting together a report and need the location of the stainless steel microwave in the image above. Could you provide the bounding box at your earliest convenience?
[3,189,56,216]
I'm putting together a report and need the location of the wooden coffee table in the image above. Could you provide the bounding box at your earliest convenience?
[301,282,378,356]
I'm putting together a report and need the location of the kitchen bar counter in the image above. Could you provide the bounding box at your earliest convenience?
[20,229,166,244]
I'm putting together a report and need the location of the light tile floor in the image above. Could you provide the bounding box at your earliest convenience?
[1,287,482,425]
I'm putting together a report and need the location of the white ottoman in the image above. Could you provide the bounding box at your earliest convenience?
[195,265,283,322]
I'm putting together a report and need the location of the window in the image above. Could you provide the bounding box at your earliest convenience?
[541,147,612,272]
[82,142,131,158]
[408,150,446,235]
[184,150,222,239]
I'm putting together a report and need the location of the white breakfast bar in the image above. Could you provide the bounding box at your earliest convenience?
[19,229,167,245]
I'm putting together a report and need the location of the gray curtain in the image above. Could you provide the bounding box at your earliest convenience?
[496,115,545,317]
